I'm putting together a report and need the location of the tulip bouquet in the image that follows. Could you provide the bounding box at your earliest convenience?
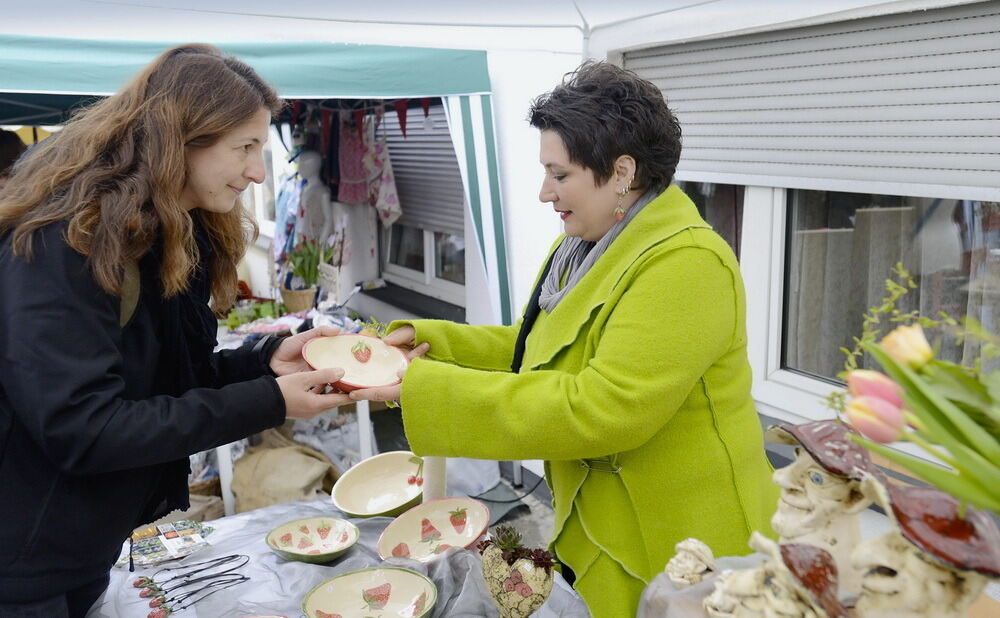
[286,238,337,289]
[835,266,1000,514]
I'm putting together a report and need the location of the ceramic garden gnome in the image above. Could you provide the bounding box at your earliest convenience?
[704,532,848,618]
[852,475,1000,618]
[666,537,717,587]
[766,420,875,596]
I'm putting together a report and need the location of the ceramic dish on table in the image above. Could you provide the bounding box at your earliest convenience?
[302,566,436,618]
[331,450,424,518]
[265,517,359,564]
[302,334,408,393]
[376,497,490,562]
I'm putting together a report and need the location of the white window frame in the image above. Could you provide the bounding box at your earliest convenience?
[382,224,466,307]
[740,184,943,464]
[248,124,293,241]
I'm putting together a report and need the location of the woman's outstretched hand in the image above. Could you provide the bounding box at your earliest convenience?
[348,327,429,403]
[269,325,341,376]
[277,368,353,419]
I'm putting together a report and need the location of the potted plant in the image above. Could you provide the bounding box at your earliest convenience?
[281,239,335,313]
[477,525,556,618]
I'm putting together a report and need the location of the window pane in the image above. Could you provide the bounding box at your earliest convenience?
[389,225,424,272]
[677,181,744,258]
[783,189,1000,380]
[434,232,465,284]
[262,143,276,222]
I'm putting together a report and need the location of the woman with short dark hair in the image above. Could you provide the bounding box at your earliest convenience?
[0,44,352,616]
[351,61,779,616]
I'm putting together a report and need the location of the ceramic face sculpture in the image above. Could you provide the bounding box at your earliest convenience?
[853,529,987,618]
[767,421,874,596]
[853,477,1000,618]
[666,538,716,587]
[771,447,868,540]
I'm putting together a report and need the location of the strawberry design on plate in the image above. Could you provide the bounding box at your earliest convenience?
[361,582,391,610]
[338,530,349,543]
[351,341,372,363]
[449,507,468,533]
[298,536,314,549]
[433,543,453,554]
[299,524,311,535]
[278,532,293,547]
[400,591,428,617]
[419,518,441,542]
[316,522,331,539]
[391,542,411,558]
[315,611,342,618]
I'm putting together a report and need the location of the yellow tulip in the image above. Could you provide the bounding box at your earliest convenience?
[879,324,933,369]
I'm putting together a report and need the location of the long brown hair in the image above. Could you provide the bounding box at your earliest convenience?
[0,44,283,312]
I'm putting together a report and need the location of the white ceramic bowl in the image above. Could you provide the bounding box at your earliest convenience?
[302,566,436,618]
[376,497,490,562]
[265,517,359,564]
[331,451,424,518]
[302,334,408,392]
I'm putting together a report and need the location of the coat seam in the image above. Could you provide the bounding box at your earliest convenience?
[702,375,755,540]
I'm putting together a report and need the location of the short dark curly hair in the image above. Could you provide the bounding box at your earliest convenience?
[528,61,681,190]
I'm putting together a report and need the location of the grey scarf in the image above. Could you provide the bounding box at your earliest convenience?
[538,187,660,312]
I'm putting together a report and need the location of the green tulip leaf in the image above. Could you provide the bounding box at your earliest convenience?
[854,436,1000,513]
[951,401,1000,441]
[923,361,991,409]
[984,370,1000,407]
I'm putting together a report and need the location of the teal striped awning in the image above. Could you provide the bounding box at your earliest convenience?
[0,34,491,124]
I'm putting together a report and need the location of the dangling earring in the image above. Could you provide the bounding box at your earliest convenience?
[613,177,632,222]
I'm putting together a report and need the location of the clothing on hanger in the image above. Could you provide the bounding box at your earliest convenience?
[337,110,369,205]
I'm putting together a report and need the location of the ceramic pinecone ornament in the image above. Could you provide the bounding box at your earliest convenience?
[478,525,556,618]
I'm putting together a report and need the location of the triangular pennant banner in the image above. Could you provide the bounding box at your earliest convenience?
[394,99,409,138]
[420,97,431,118]
[320,109,333,153]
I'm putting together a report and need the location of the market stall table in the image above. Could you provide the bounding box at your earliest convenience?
[88,498,589,617]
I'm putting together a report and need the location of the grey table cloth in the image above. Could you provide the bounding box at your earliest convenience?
[88,498,589,618]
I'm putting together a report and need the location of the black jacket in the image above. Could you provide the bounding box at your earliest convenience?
[0,222,285,601]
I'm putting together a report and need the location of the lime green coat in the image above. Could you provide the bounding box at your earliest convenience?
[394,186,777,615]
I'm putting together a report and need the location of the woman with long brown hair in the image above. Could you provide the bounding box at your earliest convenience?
[0,44,352,616]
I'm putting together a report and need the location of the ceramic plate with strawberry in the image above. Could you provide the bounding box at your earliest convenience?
[331,451,424,518]
[301,567,436,618]
[376,497,490,563]
[302,334,408,393]
[265,517,359,564]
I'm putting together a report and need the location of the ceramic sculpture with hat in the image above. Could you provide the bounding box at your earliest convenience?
[852,475,1000,618]
[766,420,876,596]
[704,531,848,618]
[665,538,717,587]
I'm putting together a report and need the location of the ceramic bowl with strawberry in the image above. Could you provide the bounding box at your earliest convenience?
[331,451,424,518]
[265,517,359,564]
[376,497,490,563]
[302,334,408,393]
[301,566,436,618]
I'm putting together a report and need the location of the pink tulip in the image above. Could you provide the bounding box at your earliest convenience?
[846,396,905,443]
[879,324,933,369]
[846,370,904,409]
